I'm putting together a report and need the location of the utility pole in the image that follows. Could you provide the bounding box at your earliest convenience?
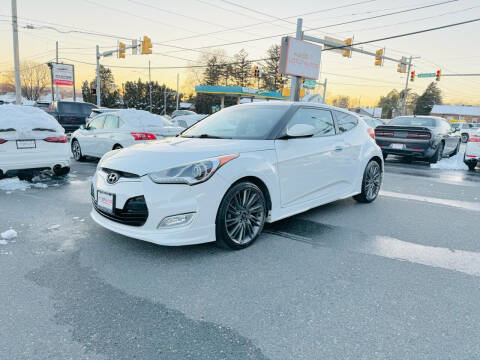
[402,56,413,116]
[11,0,22,105]
[290,18,303,102]
[96,45,101,107]
[55,41,60,100]
[322,78,327,104]
[164,88,167,115]
[148,60,152,112]
[176,73,179,110]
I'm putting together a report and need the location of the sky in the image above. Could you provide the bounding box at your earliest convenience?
[1,0,480,106]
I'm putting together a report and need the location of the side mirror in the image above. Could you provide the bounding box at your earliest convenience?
[286,123,316,138]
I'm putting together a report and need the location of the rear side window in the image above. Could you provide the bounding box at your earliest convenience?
[59,103,95,116]
[334,111,358,133]
[104,115,119,129]
[287,108,335,137]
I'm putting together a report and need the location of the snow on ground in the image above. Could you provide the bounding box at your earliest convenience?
[0,177,32,191]
[1,229,17,240]
[431,149,468,170]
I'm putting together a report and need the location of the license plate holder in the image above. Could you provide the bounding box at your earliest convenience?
[97,190,115,214]
[391,143,405,150]
[16,140,36,149]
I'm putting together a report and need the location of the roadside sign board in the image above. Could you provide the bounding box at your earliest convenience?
[52,63,74,86]
[302,79,317,89]
[279,36,322,80]
[417,73,436,78]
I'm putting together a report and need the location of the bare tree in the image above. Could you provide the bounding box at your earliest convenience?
[5,61,49,101]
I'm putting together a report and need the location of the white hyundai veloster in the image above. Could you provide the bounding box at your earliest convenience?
[91,102,383,249]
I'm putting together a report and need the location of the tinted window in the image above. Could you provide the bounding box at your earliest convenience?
[182,105,288,139]
[390,117,437,127]
[335,111,358,133]
[59,102,95,116]
[104,115,118,129]
[287,108,335,137]
[88,116,105,130]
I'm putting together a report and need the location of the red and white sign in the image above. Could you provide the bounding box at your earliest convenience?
[280,37,322,80]
[52,63,74,86]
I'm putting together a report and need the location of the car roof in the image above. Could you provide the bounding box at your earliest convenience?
[234,101,358,115]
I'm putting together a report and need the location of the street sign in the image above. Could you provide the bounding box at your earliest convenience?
[302,79,317,89]
[279,36,322,80]
[417,73,436,78]
[52,63,74,86]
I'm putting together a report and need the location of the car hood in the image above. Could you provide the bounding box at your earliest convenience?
[99,137,274,175]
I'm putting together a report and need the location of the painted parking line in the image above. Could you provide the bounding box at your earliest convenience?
[380,190,480,212]
[265,218,480,278]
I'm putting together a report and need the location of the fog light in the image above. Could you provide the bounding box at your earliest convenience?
[158,213,195,228]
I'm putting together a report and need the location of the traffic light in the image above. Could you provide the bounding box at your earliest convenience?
[374,48,384,66]
[436,69,441,81]
[397,56,407,73]
[141,36,152,54]
[342,38,352,57]
[277,73,282,81]
[251,65,260,78]
[90,88,96,95]
[410,71,415,82]
[119,42,126,59]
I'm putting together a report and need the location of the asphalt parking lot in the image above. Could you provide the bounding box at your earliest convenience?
[1,157,480,360]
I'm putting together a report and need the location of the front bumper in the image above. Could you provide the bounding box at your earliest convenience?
[90,169,229,246]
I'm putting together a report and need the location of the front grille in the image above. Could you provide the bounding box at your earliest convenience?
[93,195,148,227]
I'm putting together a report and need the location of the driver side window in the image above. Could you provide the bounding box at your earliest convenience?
[287,108,335,137]
[87,115,105,130]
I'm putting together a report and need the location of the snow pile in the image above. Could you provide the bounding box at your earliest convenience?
[431,151,468,170]
[0,104,64,134]
[116,109,173,128]
[0,177,32,191]
[1,229,17,240]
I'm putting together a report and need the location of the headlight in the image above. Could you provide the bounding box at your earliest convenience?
[148,154,238,185]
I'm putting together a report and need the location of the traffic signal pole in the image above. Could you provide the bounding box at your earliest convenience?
[11,0,22,105]
[402,56,413,116]
[290,18,303,102]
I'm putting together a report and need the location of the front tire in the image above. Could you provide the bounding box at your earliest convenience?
[113,144,123,150]
[450,140,460,156]
[354,160,382,203]
[461,133,469,143]
[71,139,85,161]
[215,182,266,250]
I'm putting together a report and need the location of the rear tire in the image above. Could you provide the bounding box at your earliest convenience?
[53,166,70,177]
[465,160,477,171]
[429,142,444,164]
[450,141,460,156]
[353,160,382,203]
[71,139,85,161]
[215,182,266,250]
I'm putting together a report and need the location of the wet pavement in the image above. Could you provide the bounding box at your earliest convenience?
[1,157,480,359]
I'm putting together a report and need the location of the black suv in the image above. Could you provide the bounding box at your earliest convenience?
[48,101,97,133]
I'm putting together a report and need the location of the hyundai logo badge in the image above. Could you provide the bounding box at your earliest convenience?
[106,172,119,184]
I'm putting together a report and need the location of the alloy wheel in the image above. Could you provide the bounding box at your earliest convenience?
[72,141,82,160]
[365,162,381,201]
[225,187,265,245]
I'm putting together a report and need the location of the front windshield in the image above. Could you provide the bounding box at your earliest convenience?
[389,116,437,127]
[181,105,289,139]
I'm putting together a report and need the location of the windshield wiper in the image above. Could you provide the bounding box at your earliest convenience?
[184,134,231,139]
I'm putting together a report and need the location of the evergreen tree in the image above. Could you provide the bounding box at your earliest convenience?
[262,45,288,91]
[231,49,251,87]
[414,82,443,115]
[81,65,120,107]
[378,90,401,119]
[122,79,178,115]
[203,56,222,85]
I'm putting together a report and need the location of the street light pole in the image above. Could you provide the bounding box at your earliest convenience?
[11,0,22,105]
[402,56,413,116]
[55,41,59,101]
[96,45,101,107]
[176,73,179,110]
[290,18,303,102]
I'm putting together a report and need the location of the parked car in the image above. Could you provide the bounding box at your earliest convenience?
[0,104,70,178]
[70,109,183,161]
[171,114,208,128]
[375,116,461,163]
[47,100,97,133]
[452,122,480,143]
[464,128,480,170]
[90,102,383,249]
[171,109,196,118]
[34,101,51,111]
[360,115,384,129]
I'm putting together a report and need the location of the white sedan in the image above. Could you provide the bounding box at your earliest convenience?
[464,128,480,170]
[90,102,383,249]
[71,109,183,161]
[0,104,70,178]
